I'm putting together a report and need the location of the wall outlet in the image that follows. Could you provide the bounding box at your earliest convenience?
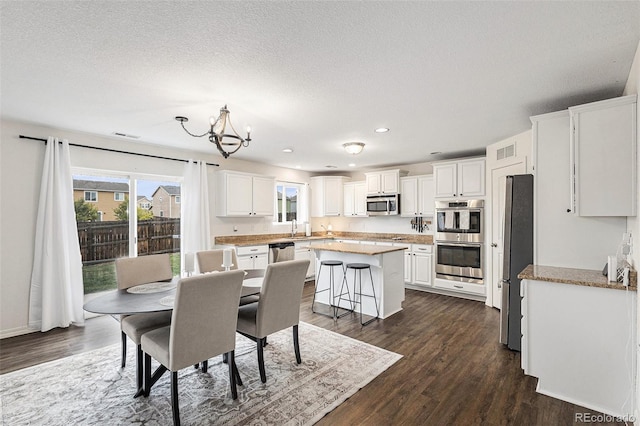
[233,226,238,232]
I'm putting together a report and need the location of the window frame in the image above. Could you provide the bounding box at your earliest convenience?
[274,181,303,224]
[114,192,125,201]
[84,191,98,202]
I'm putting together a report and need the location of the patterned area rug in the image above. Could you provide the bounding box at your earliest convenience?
[0,322,401,425]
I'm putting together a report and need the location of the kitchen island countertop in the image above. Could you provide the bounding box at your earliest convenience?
[311,242,407,256]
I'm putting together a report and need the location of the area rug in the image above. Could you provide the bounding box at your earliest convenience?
[0,322,401,425]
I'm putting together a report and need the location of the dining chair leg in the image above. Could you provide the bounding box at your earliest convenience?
[222,352,228,364]
[121,332,127,368]
[257,338,267,383]
[136,344,144,390]
[228,350,238,400]
[201,360,208,373]
[143,353,152,397]
[171,371,180,426]
[293,325,302,364]
[232,357,243,387]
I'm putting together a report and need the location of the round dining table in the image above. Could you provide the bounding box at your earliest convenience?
[83,269,265,315]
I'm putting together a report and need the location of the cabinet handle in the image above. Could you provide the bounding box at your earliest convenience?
[454,284,463,289]
[453,194,456,197]
[491,243,497,247]
[566,209,571,213]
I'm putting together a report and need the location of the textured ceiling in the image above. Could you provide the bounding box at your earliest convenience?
[1,1,639,172]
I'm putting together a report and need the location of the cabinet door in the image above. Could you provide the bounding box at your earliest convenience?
[343,183,355,216]
[252,176,275,216]
[401,178,418,217]
[412,252,432,286]
[434,164,457,198]
[354,182,368,216]
[365,173,381,194]
[380,170,399,193]
[254,253,268,269]
[324,178,343,216]
[236,256,254,270]
[404,251,412,283]
[295,248,315,278]
[225,173,254,215]
[458,159,485,197]
[570,96,636,216]
[417,176,435,215]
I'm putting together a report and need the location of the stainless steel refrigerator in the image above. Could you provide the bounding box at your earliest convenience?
[499,174,534,351]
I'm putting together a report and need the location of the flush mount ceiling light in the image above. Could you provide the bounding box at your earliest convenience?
[343,142,365,155]
[175,105,251,159]
[374,127,390,133]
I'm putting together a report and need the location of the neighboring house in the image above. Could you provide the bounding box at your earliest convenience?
[151,185,181,218]
[73,179,129,222]
[136,196,152,211]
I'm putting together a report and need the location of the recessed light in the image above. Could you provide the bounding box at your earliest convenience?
[282,148,293,153]
[374,127,389,133]
[430,151,442,155]
[348,163,356,167]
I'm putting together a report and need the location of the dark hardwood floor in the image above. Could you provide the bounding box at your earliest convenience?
[0,283,621,425]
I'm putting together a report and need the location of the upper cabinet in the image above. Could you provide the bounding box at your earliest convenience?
[400,175,434,216]
[433,158,485,198]
[216,170,275,217]
[344,181,368,216]
[365,169,404,195]
[569,95,637,217]
[310,176,348,217]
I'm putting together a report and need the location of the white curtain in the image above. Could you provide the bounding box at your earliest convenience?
[29,137,85,331]
[181,160,211,273]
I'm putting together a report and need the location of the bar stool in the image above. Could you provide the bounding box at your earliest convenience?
[313,260,353,319]
[346,263,379,326]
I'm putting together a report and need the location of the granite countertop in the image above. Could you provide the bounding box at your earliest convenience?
[518,264,637,291]
[215,232,433,247]
[311,242,407,255]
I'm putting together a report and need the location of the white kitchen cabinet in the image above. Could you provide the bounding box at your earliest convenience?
[310,176,348,217]
[403,244,433,287]
[343,181,367,216]
[433,158,485,198]
[294,241,315,279]
[569,94,636,216]
[400,175,434,216]
[404,251,412,283]
[365,169,404,195]
[236,245,268,269]
[216,171,275,217]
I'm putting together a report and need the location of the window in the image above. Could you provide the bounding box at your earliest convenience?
[140,202,150,209]
[114,192,125,201]
[175,196,180,204]
[84,191,97,202]
[275,182,303,223]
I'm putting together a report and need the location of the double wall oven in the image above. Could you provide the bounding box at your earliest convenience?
[435,200,484,284]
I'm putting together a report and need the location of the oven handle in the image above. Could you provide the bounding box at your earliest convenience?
[435,242,483,248]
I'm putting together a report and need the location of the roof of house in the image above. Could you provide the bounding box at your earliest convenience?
[152,185,181,197]
[137,195,151,202]
[73,179,129,192]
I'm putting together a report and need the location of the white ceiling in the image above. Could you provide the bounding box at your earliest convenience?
[1,1,639,172]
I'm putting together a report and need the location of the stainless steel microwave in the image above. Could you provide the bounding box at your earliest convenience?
[366,194,400,216]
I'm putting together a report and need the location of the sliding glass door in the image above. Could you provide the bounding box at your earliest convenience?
[73,171,182,296]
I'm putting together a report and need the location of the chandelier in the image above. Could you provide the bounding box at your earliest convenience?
[175,105,252,158]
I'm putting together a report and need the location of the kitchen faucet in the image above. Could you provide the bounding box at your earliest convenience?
[291,219,297,237]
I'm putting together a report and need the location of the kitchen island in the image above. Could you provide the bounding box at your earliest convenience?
[518,265,637,419]
[312,242,407,319]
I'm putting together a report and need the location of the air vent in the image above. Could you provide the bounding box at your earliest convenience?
[497,143,515,160]
[112,132,141,139]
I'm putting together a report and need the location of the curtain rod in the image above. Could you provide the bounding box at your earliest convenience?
[19,135,219,167]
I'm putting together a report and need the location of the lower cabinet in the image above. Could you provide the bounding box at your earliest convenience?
[294,241,315,280]
[404,244,433,287]
[236,245,268,270]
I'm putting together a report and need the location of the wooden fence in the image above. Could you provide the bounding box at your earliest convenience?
[77,218,180,265]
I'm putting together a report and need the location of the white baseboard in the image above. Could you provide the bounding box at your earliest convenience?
[0,325,36,340]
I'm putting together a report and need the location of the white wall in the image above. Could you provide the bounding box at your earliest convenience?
[0,118,313,338]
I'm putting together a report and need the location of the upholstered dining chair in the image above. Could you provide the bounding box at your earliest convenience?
[236,259,310,383]
[196,249,259,305]
[141,270,245,426]
[115,254,174,391]
[196,249,238,272]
